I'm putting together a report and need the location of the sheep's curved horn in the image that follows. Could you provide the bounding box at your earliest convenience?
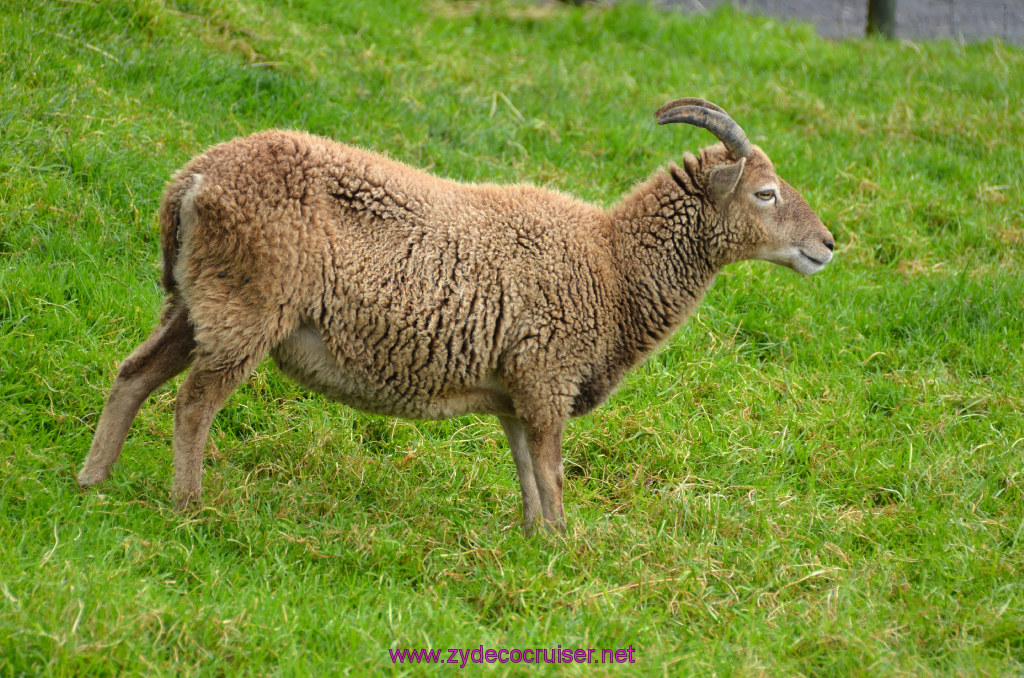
[654,97,728,119]
[656,100,752,159]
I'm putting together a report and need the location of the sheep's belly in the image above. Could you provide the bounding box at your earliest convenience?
[270,324,513,420]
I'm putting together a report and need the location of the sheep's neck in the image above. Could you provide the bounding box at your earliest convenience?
[606,170,720,367]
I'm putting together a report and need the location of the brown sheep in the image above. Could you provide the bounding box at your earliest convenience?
[78,98,834,535]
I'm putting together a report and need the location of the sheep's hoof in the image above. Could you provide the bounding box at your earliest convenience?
[76,467,109,489]
[522,517,566,538]
[173,492,203,512]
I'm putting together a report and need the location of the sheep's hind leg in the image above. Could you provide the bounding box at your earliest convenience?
[498,415,542,535]
[170,357,259,511]
[78,303,195,488]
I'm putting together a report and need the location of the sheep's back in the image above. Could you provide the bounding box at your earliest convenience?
[176,130,613,407]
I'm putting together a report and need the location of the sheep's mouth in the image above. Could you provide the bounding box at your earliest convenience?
[798,250,828,266]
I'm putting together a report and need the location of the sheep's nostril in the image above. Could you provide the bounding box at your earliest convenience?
[824,240,835,252]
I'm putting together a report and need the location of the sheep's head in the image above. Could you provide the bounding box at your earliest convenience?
[657,98,834,275]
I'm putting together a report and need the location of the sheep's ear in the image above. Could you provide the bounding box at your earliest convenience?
[710,157,746,199]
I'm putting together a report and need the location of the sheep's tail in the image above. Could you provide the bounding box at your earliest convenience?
[158,171,202,294]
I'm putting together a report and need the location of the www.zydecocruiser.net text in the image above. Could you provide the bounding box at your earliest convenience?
[389,645,637,667]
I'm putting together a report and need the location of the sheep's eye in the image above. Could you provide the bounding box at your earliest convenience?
[755,190,776,202]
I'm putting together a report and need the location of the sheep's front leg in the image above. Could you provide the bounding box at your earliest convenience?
[498,415,542,534]
[171,363,250,510]
[523,420,567,535]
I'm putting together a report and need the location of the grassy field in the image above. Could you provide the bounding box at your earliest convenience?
[2,0,1022,674]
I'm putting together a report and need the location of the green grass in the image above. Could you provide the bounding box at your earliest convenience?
[2,0,1023,674]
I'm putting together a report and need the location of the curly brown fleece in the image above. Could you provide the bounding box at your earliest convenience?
[79,109,834,535]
